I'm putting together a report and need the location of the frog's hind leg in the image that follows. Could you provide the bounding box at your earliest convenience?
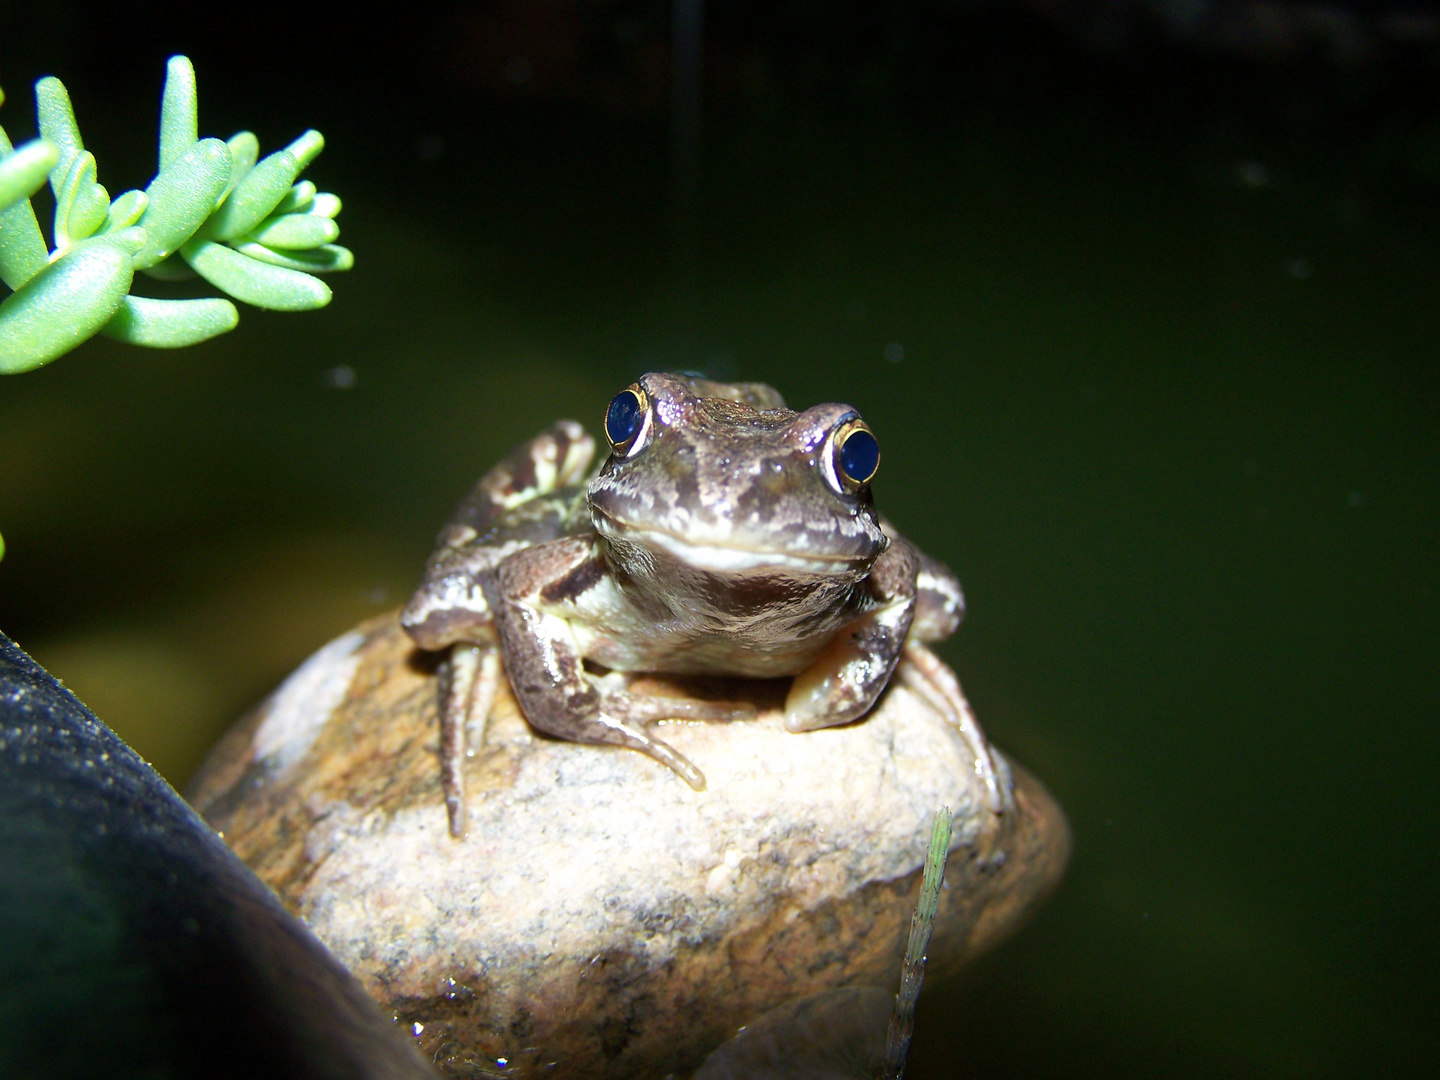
[438,643,502,838]
[897,642,1012,814]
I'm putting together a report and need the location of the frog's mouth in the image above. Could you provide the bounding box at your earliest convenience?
[594,516,870,576]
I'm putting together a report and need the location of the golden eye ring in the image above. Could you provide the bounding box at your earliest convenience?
[604,386,650,456]
[827,419,880,493]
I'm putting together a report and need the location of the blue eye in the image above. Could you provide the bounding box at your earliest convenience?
[837,426,879,487]
[605,388,647,451]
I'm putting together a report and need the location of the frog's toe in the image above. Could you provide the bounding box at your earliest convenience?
[606,692,755,725]
[668,754,707,791]
[898,643,1012,815]
[632,731,708,791]
[781,707,834,734]
[591,712,708,791]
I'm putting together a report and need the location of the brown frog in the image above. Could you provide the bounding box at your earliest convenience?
[402,373,1008,836]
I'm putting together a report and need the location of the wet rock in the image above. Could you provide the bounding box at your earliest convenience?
[189,614,1069,1080]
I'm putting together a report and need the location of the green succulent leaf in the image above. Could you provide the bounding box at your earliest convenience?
[52,151,84,243]
[140,253,197,281]
[102,226,147,257]
[69,180,110,245]
[223,131,260,200]
[134,137,232,269]
[54,151,109,250]
[309,192,341,219]
[230,241,353,274]
[271,180,316,217]
[246,212,338,250]
[34,76,84,199]
[182,238,330,310]
[0,130,53,290]
[286,129,324,171]
[158,56,198,170]
[206,150,297,241]
[3,58,350,373]
[0,238,133,373]
[102,189,149,234]
[0,137,60,213]
[101,294,238,347]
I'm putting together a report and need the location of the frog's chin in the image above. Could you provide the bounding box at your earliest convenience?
[597,519,867,577]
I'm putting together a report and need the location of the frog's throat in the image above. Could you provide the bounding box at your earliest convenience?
[596,519,868,576]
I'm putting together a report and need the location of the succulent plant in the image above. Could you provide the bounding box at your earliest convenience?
[0,56,352,376]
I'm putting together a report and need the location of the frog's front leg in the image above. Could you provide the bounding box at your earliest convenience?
[401,420,596,838]
[491,537,753,788]
[783,536,919,733]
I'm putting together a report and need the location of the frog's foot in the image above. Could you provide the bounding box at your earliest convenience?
[438,643,502,839]
[587,709,711,791]
[588,692,756,790]
[897,642,1012,814]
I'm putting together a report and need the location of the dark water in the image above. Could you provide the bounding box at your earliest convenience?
[2,4,1437,1076]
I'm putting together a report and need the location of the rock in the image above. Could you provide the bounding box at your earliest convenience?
[189,614,1070,1080]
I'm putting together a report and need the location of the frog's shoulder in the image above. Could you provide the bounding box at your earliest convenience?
[401,422,598,651]
[443,420,597,547]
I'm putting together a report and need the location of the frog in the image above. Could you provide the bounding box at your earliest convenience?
[402,373,1010,838]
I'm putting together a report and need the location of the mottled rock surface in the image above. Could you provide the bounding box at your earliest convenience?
[189,614,1069,1080]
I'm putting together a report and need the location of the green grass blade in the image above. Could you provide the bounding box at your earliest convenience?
[880,805,953,1080]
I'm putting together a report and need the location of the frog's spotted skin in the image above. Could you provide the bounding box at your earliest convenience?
[402,374,1010,838]
[402,420,595,655]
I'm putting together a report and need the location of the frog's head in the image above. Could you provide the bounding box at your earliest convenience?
[587,372,888,579]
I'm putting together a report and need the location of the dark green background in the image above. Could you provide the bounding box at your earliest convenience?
[2,3,1436,1076]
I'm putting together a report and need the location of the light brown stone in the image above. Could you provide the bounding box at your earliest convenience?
[189,613,1069,1080]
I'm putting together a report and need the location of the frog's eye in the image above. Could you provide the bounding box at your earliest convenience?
[825,419,880,493]
[605,386,651,456]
